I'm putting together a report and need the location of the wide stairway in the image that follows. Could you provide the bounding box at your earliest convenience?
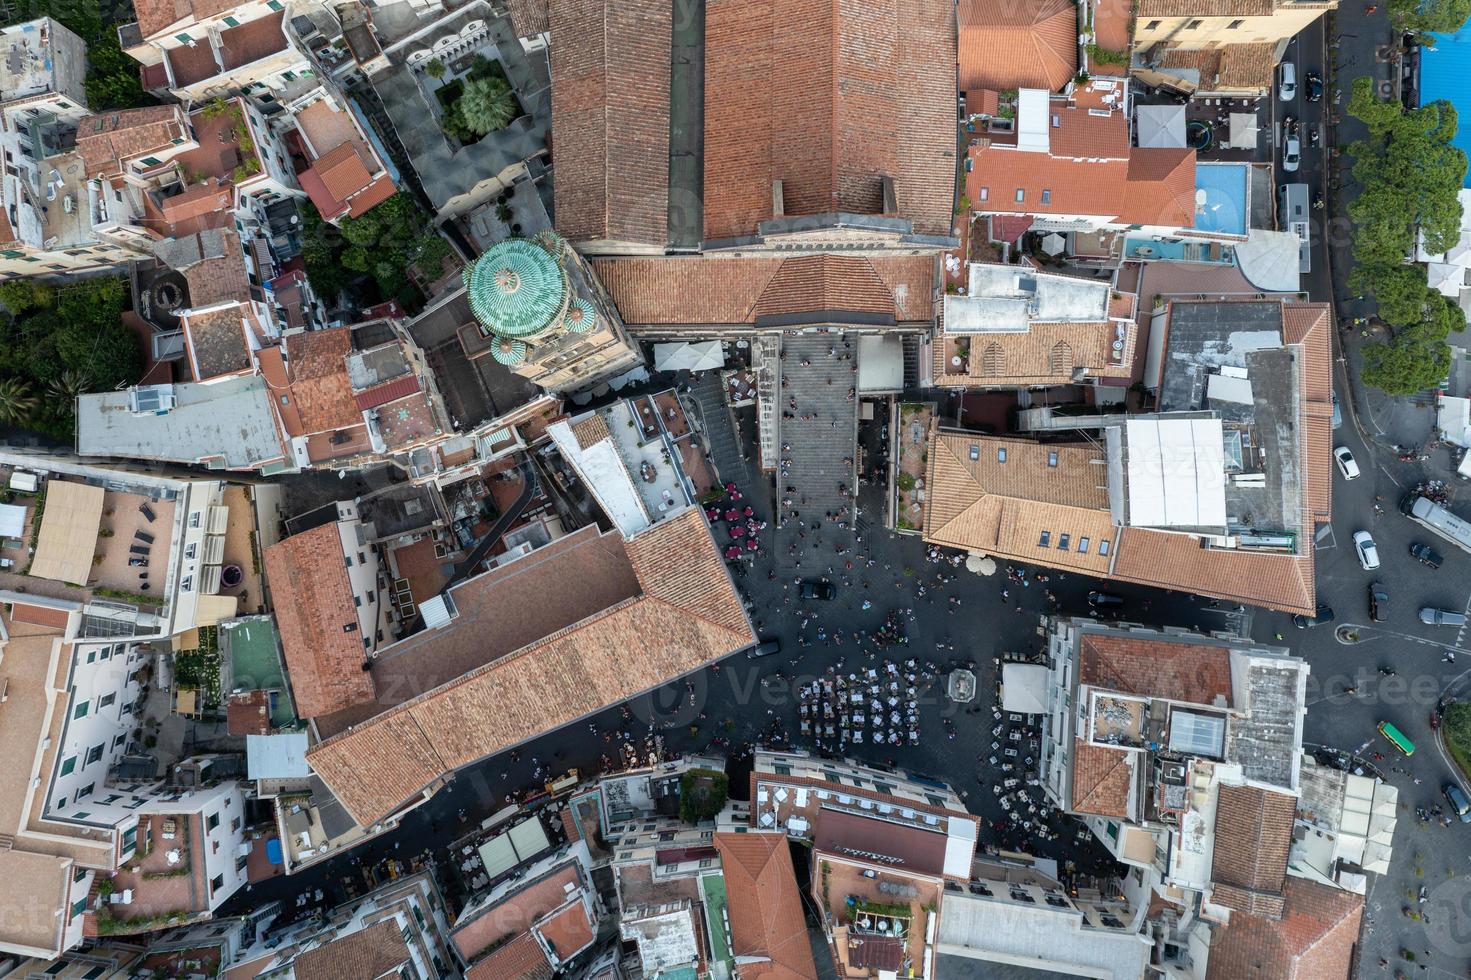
[773,332,859,573]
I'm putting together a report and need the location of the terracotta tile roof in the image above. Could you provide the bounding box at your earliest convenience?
[263,522,377,719]
[714,833,820,980]
[306,509,754,825]
[1159,44,1276,94]
[219,10,287,71]
[1139,0,1276,16]
[160,180,234,228]
[346,176,397,218]
[933,319,1135,386]
[181,229,251,309]
[1111,528,1316,615]
[703,0,956,241]
[1204,877,1363,980]
[534,901,595,960]
[591,255,936,325]
[316,142,375,203]
[1077,632,1233,704]
[76,106,187,177]
[453,864,583,960]
[227,690,272,736]
[508,0,549,37]
[293,919,409,980]
[549,0,670,247]
[958,0,1078,93]
[183,306,251,380]
[166,38,223,87]
[353,375,421,412]
[1211,785,1294,917]
[132,0,240,40]
[1070,738,1131,817]
[465,933,552,980]
[967,109,1196,225]
[571,414,612,450]
[1286,304,1333,524]
[285,327,362,434]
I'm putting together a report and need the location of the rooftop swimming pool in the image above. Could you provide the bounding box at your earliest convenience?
[1421,29,1471,188]
[1193,162,1249,235]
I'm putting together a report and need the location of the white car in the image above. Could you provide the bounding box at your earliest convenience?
[1333,446,1360,480]
[1282,136,1301,173]
[1279,62,1297,101]
[1353,530,1380,571]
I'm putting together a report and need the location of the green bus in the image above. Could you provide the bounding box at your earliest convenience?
[1378,721,1415,757]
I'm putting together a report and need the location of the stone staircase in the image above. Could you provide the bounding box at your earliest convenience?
[690,371,752,488]
[774,332,860,572]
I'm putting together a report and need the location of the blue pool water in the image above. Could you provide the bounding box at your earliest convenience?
[1421,28,1471,187]
[1193,163,1249,235]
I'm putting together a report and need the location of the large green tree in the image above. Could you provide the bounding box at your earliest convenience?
[1390,0,1471,34]
[456,77,518,135]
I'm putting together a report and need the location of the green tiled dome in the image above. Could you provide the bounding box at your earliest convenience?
[562,298,597,333]
[490,336,528,365]
[465,238,567,338]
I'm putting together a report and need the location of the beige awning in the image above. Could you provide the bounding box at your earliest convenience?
[31,481,104,585]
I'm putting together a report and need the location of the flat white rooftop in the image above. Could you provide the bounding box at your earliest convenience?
[944,263,1111,334]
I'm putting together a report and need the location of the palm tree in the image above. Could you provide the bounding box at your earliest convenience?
[457,77,518,136]
[0,378,38,426]
[47,370,92,420]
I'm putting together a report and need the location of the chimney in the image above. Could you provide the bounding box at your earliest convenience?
[772,179,785,219]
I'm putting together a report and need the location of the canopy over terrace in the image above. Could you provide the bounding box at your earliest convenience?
[653,340,726,373]
[1001,662,1049,714]
[31,480,104,585]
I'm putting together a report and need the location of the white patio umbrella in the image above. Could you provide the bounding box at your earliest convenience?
[1041,232,1067,256]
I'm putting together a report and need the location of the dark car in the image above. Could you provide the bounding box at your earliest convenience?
[747,639,782,658]
[1087,591,1125,608]
[1292,603,1335,629]
[1446,784,1471,823]
[798,580,836,600]
[1306,71,1324,102]
[1369,582,1388,622]
[1411,542,1444,569]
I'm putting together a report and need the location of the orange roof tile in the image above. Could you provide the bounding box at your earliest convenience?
[453,864,583,961]
[549,0,670,247]
[958,0,1079,93]
[293,920,409,980]
[315,142,374,202]
[1071,738,1131,817]
[131,0,242,40]
[1205,877,1363,980]
[263,523,377,719]
[715,833,818,980]
[591,255,936,326]
[703,0,956,241]
[534,901,595,961]
[1110,528,1316,615]
[1211,785,1295,918]
[76,106,187,177]
[465,933,552,980]
[182,306,251,380]
[285,327,363,434]
[306,510,754,825]
[1077,632,1233,704]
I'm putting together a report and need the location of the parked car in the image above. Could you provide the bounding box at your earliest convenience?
[747,639,782,658]
[1292,604,1335,629]
[1306,71,1324,102]
[798,580,836,600]
[1447,784,1471,822]
[1411,543,1444,569]
[1279,61,1297,100]
[1282,135,1301,173]
[1333,446,1360,480]
[1369,582,1388,622]
[1353,530,1380,570]
[1087,591,1125,608]
[1419,608,1467,627]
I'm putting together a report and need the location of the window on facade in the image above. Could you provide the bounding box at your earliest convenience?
[1014,188,1025,202]
[1098,539,1111,556]
[71,898,88,917]
[76,783,94,800]
[1145,19,1160,28]
[207,812,220,831]
[1186,18,1203,27]
[1226,18,1243,27]
[113,733,127,748]
[1057,533,1070,550]
[997,447,1007,463]
[1040,189,1051,204]
[139,156,162,167]
[223,15,240,25]
[73,700,89,720]
[978,187,988,201]
[210,873,224,893]
[1038,531,1050,547]
[85,744,104,765]
[99,692,116,708]
[1047,451,1059,467]
[60,756,76,776]
[1078,537,1089,553]
[174,33,192,43]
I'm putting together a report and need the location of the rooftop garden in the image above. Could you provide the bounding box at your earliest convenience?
[895,403,933,532]
[300,193,453,312]
[435,55,521,146]
[175,625,223,711]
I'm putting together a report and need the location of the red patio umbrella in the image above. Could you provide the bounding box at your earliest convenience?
[730,524,747,537]
[724,509,740,521]
[743,506,754,517]
[724,546,741,559]
[746,538,759,551]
